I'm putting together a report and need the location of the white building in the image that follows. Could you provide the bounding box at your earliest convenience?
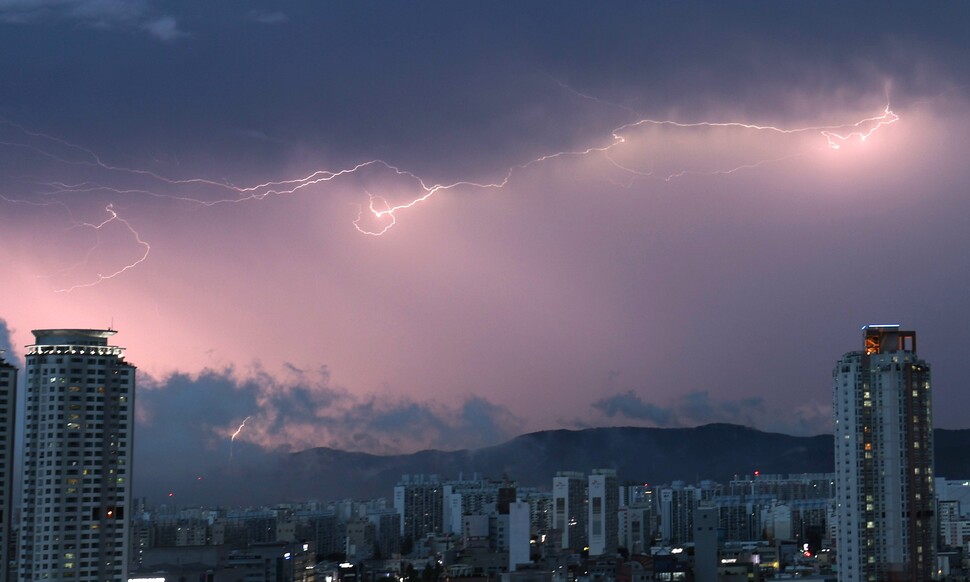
[937,479,970,518]
[19,329,136,582]
[444,484,464,534]
[693,505,718,582]
[508,501,531,571]
[937,479,970,551]
[833,325,935,582]
[766,503,792,541]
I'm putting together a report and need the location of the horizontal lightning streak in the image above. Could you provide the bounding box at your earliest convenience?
[0,99,899,287]
[351,106,898,232]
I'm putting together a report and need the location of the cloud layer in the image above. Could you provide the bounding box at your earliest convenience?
[0,0,180,39]
[589,390,821,433]
[137,365,524,457]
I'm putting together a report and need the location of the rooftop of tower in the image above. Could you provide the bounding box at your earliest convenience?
[26,329,125,357]
[31,329,116,344]
[862,324,916,355]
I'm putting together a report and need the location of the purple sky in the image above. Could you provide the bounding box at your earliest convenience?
[1,2,969,477]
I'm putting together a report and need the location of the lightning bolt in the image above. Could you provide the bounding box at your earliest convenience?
[349,104,898,233]
[50,204,151,293]
[0,92,901,288]
[229,415,252,460]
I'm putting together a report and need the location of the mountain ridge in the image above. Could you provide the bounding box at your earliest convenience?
[139,424,970,506]
[284,424,970,498]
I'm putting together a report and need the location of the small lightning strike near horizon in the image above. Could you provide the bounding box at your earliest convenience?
[229,416,252,460]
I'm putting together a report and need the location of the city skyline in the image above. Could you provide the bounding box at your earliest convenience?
[2,1,970,473]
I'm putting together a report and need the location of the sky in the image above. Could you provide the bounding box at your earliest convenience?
[1,1,970,492]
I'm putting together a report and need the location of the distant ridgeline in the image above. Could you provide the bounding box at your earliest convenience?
[142,424,970,505]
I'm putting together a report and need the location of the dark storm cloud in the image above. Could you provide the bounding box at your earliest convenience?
[246,9,288,25]
[142,14,181,41]
[136,365,522,459]
[0,319,13,356]
[0,0,181,39]
[133,366,524,501]
[591,390,673,425]
[591,391,779,431]
[679,391,766,427]
[3,1,963,173]
[458,397,524,449]
[0,0,146,22]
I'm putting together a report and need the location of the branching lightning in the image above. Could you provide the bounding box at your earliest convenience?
[52,204,151,293]
[0,94,900,288]
[352,105,898,231]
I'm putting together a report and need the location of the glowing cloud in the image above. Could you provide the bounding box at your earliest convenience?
[0,95,899,290]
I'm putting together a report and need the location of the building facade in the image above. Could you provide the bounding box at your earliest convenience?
[552,471,586,553]
[368,509,401,558]
[19,329,136,581]
[587,469,618,556]
[659,483,696,545]
[833,325,935,582]
[693,505,718,582]
[393,474,444,542]
[507,501,531,571]
[0,352,16,582]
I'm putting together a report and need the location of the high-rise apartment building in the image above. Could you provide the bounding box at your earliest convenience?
[587,469,618,556]
[442,477,508,534]
[393,474,443,541]
[693,505,718,582]
[19,329,136,581]
[507,501,531,571]
[833,325,935,582]
[368,509,401,559]
[659,482,696,545]
[0,351,17,582]
[552,471,586,553]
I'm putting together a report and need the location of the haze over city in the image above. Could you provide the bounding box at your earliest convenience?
[1,1,970,500]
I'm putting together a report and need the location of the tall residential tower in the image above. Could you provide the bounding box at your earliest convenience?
[0,352,17,582]
[552,471,586,553]
[833,325,934,582]
[19,329,136,582]
[587,469,618,556]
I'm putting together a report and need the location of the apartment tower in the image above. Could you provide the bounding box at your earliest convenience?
[587,469,618,556]
[0,352,16,582]
[833,325,934,582]
[552,471,586,553]
[19,329,135,581]
[393,474,443,541]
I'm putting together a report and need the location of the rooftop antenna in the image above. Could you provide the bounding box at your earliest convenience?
[109,317,114,332]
